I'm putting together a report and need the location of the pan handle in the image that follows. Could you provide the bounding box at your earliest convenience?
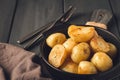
[86,9,113,30]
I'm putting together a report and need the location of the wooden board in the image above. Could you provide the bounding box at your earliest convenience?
[0,0,16,42]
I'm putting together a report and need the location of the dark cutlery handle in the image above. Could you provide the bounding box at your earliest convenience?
[17,21,54,44]
[90,9,112,25]
[23,34,44,49]
[17,6,75,45]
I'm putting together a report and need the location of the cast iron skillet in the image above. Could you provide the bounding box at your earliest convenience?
[40,23,120,80]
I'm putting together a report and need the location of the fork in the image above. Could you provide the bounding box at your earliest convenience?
[17,6,76,50]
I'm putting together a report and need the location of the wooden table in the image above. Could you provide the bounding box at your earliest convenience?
[0,0,120,80]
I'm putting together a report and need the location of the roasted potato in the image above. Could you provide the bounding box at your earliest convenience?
[71,42,90,63]
[107,42,117,58]
[90,36,110,53]
[63,38,77,55]
[47,24,117,74]
[48,44,67,68]
[60,58,78,74]
[78,61,97,74]
[68,25,95,43]
[46,33,66,48]
[91,52,113,72]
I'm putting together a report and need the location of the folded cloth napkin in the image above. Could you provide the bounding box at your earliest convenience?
[0,43,41,80]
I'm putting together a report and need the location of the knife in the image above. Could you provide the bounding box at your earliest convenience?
[17,6,75,44]
[19,6,76,50]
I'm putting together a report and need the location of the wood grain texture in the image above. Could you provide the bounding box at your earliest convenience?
[0,0,16,42]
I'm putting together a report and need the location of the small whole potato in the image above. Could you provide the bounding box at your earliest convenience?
[107,42,117,58]
[90,36,110,53]
[60,58,78,74]
[68,25,95,43]
[48,44,67,68]
[71,42,90,63]
[91,52,113,72]
[46,33,66,48]
[63,38,77,55]
[78,61,97,74]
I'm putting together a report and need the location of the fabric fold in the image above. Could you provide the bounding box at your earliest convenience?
[0,43,41,80]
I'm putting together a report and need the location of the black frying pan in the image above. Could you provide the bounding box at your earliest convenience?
[39,22,120,80]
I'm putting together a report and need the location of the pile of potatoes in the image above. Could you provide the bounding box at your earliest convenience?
[46,25,117,74]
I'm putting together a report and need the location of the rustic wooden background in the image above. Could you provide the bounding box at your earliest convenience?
[0,0,120,80]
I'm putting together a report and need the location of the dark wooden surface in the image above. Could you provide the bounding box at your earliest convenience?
[0,0,16,42]
[8,0,64,54]
[0,0,120,80]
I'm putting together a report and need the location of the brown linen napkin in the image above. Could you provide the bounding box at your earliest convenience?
[0,43,41,80]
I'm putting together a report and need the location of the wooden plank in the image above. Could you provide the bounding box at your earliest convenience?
[0,0,16,42]
[64,0,120,38]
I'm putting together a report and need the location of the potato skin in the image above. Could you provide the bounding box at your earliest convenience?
[48,44,67,68]
[91,52,113,72]
[71,42,90,63]
[68,25,95,43]
[107,42,117,58]
[60,58,78,74]
[78,61,97,74]
[63,38,77,55]
[90,36,110,53]
[46,33,66,48]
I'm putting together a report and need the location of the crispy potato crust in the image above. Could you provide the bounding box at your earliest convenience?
[68,25,95,43]
[46,33,66,48]
[71,42,90,63]
[48,44,67,68]
[91,52,113,72]
[78,61,97,74]
[90,36,110,53]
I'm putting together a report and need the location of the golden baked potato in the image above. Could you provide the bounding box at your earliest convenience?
[60,58,78,74]
[107,42,117,58]
[71,42,90,63]
[63,38,77,55]
[68,25,95,43]
[48,44,67,68]
[90,36,110,53]
[78,61,97,74]
[46,24,117,74]
[91,52,113,72]
[46,33,66,48]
